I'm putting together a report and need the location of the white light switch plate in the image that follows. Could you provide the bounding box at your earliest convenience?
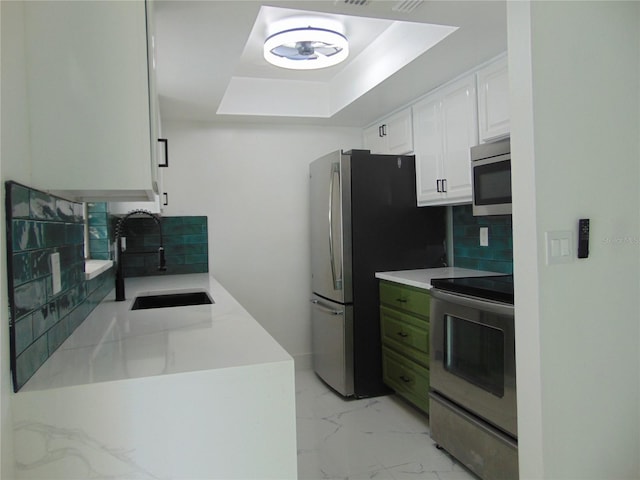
[545,231,573,265]
[50,252,62,294]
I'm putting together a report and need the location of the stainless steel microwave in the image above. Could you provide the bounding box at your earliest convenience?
[471,138,511,216]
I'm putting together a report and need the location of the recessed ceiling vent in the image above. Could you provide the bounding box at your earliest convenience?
[335,0,370,7]
[392,0,425,13]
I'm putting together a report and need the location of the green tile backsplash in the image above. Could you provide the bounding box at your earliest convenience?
[452,204,513,274]
[112,214,208,277]
[5,182,114,391]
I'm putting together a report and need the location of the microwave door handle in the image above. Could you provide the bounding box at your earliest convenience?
[329,163,342,290]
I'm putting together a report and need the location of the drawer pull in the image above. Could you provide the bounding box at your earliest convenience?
[399,375,412,383]
[397,331,409,338]
[395,298,407,303]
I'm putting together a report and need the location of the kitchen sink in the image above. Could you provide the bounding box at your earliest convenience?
[131,291,214,310]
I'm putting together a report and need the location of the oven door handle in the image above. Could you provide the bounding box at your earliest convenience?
[430,288,514,318]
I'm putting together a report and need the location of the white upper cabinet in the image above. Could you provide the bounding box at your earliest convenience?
[24,0,159,202]
[363,108,414,155]
[414,74,479,206]
[476,55,510,143]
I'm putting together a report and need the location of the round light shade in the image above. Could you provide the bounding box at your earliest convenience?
[264,27,349,70]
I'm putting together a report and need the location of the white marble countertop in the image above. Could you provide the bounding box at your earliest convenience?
[375,267,502,290]
[20,273,293,392]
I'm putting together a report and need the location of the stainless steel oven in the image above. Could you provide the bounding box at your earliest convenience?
[429,276,518,480]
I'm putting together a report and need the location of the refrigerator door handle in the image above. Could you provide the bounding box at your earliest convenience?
[310,299,344,315]
[328,163,343,290]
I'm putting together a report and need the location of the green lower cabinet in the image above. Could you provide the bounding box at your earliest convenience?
[379,280,431,414]
[382,346,430,413]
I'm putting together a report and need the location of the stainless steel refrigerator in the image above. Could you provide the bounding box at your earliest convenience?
[310,149,445,397]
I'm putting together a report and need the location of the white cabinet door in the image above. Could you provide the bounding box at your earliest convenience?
[477,55,510,143]
[363,124,386,154]
[363,108,413,155]
[440,76,478,203]
[413,97,445,204]
[414,75,478,206]
[385,108,414,154]
[25,0,156,202]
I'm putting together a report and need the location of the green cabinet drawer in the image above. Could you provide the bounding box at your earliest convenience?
[382,346,430,413]
[379,281,430,317]
[380,305,429,367]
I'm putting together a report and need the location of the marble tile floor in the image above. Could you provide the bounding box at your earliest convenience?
[295,369,478,480]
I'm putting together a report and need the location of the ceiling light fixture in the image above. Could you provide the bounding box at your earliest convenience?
[264,24,349,70]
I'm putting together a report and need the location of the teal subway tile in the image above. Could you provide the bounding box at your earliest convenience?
[9,183,30,218]
[89,239,109,254]
[44,222,67,248]
[161,217,184,228]
[73,203,84,222]
[32,303,58,338]
[12,253,31,286]
[89,226,108,240]
[14,279,46,318]
[47,318,69,353]
[15,334,48,389]
[91,252,111,261]
[30,250,51,280]
[88,213,108,226]
[13,220,45,251]
[165,254,185,265]
[14,315,33,355]
[143,235,162,247]
[56,199,76,222]
[87,202,107,213]
[182,234,207,245]
[491,249,513,262]
[173,224,204,235]
[168,263,208,275]
[67,223,84,244]
[185,254,208,265]
[30,190,57,220]
[123,256,146,268]
[182,216,207,226]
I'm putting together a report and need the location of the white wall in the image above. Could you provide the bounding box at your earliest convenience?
[160,121,362,366]
[1,2,34,478]
[509,2,640,478]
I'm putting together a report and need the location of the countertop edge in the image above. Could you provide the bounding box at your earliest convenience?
[375,267,503,290]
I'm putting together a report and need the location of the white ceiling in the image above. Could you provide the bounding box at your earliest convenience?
[155,0,507,128]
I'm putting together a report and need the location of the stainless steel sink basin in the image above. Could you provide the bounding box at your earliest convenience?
[131,291,214,310]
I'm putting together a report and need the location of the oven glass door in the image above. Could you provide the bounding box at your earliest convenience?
[430,288,517,438]
[445,314,504,397]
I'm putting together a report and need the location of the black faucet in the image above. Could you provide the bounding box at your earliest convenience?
[115,209,167,301]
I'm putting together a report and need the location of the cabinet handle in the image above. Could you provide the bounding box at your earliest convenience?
[395,298,407,303]
[397,331,408,338]
[163,192,169,206]
[436,179,442,192]
[381,124,387,136]
[399,375,412,383]
[158,138,169,167]
[442,178,447,193]
[378,125,383,137]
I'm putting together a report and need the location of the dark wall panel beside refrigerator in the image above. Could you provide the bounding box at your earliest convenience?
[310,149,445,398]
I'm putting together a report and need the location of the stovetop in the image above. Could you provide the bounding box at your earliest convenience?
[430,275,514,304]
